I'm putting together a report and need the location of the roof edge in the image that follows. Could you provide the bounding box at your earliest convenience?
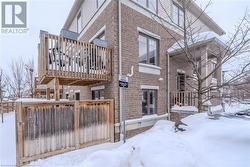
[189,1,226,36]
[63,0,84,30]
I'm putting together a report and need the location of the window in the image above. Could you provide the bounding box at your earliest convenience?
[177,73,185,91]
[75,92,80,100]
[65,93,69,99]
[142,90,157,116]
[92,90,104,100]
[172,3,184,28]
[77,12,81,33]
[97,31,105,40]
[211,63,217,79]
[193,61,201,75]
[97,0,105,9]
[136,0,158,13]
[139,33,159,65]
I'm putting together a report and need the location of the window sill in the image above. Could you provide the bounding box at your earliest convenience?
[139,63,161,75]
[211,78,217,84]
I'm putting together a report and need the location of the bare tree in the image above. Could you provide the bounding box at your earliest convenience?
[9,58,26,98]
[156,0,250,112]
[25,59,35,98]
[0,68,8,122]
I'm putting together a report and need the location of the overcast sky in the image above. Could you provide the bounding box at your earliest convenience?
[0,0,249,74]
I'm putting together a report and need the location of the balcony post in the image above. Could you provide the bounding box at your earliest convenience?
[54,78,60,101]
[46,88,50,100]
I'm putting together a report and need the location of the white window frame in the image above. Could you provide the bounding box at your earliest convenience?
[77,11,82,33]
[172,2,184,28]
[97,0,105,9]
[135,0,158,13]
[89,25,106,42]
[211,62,217,79]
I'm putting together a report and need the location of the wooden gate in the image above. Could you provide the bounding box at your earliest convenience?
[15,99,114,166]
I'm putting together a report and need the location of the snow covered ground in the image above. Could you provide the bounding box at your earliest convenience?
[0,102,250,167]
[0,112,16,166]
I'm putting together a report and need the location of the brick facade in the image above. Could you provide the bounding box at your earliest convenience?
[62,0,224,140]
[68,1,181,139]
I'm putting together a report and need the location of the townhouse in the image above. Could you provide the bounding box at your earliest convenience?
[38,0,225,140]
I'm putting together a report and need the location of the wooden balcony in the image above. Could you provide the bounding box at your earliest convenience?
[38,33,112,86]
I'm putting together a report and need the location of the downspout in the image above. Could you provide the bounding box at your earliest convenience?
[167,52,170,120]
[118,0,124,142]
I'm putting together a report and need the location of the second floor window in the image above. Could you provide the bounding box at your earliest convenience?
[77,12,81,33]
[211,63,217,79]
[172,2,184,28]
[139,33,159,66]
[193,60,201,75]
[97,0,105,9]
[136,0,158,13]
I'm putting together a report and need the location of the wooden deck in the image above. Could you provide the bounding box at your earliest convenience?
[38,33,112,85]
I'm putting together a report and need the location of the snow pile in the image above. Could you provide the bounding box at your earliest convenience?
[224,102,250,113]
[211,102,250,113]
[172,105,198,112]
[31,113,250,167]
[1,103,250,167]
[81,114,250,167]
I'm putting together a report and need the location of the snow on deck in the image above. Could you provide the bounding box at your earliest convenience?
[0,102,250,167]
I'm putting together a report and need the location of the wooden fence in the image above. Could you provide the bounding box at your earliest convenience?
[16,99,114,166]
[170,91,197,107]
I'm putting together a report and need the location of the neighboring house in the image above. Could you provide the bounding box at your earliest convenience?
[34,78,63,99]
[37,0,225,140]
[169,36,226,107]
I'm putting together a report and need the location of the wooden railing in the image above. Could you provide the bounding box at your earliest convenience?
[38,33,112,85]
[170,91,197,107]
[15,99,114,166]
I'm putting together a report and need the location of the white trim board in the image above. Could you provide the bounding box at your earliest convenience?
[137,27,161,40]
[139,63,161,75]
[91,85,105,91]
[140,85,159,90]
[177,69,186,74]
[89,25,106,42]
[114,113,168,133]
